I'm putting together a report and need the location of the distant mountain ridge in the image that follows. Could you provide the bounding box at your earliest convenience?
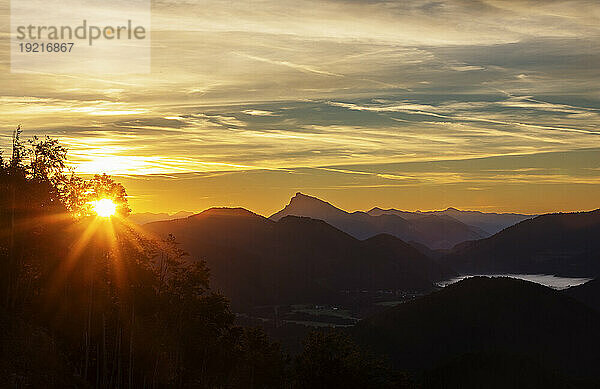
[129,211,194,225]
[135,194,533,249]
[144,207,456,309]
[270,193,514,249]
[368,207,534,235]
[443,209,600,277]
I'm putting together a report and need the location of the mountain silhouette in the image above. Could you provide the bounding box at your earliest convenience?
[443,209,600,277]
[270,193,484,249]
[144,207,456,309]
[129,211,194,225]
[565,278,600,312]
[369,207,533,235]
[352,277,600,383]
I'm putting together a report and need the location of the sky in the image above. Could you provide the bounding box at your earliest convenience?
[1,0,600,215]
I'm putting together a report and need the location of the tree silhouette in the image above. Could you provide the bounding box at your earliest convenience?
[64,173,130,218]
[295,330,410,389]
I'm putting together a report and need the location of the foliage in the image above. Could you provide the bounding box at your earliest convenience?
[28,135,68,188]
[64,173,131,217]
[1,127,130,218]
[295,330,411,389]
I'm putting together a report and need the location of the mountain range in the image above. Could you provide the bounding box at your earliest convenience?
[368,206,533,235]
[443,209,600,277]
[136,193,535,251]
[129,211,194,225]
[270,193,533,249]
[141,194,600,308]
[144,208,456,309]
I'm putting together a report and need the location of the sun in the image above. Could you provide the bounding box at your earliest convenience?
[92,198,117,218]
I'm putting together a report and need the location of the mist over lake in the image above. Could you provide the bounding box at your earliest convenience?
[438,274,593,290]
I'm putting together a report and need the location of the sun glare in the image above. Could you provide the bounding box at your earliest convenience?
[92,198,117,218]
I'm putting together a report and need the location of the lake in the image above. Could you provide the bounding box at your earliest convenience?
[438,274,593,290]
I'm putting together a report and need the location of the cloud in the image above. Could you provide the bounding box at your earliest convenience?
[449,64,486,71]
[234,53,343,77]
[1,0,599,215]
[242,110,278,116]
